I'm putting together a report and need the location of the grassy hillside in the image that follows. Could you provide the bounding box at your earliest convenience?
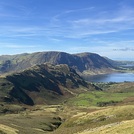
[0,56,133,134]
[0,104,133,134]
[0,63,95,105]
[76,119,134,134]
[50,82,134,134]
[51,105,134,134]
[67,91,134,107]
[0,82,133,133]
[0,105,64,134]
[66,82,134,107]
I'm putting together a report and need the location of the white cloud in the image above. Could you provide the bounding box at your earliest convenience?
[49,5,134,39]
[4,45,37,49]
[0,26,45,38]
[67,39,134,60]
[0,43,38,49]
[1,5,134,40]
[0,1,134,60]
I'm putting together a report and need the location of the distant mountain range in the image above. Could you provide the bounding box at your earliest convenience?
[0,63,97,105]
[104,57,134,67]
[0,51,114,75]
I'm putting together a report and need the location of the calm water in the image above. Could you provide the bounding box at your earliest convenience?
[83,73,134,83]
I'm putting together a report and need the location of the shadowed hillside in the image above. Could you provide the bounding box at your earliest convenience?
[0,63,96,105]
[0,51,113,75]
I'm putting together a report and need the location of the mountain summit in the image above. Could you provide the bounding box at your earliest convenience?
[0,51,113,75]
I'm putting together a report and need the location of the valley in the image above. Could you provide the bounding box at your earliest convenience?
[0,82,133,134]
[0,51,133,134]
[1,0,134,133]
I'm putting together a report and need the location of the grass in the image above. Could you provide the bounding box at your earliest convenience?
[94,82,134,93]
[52,105,134,134]
[0,96,133,134]
[67,91,134,107]
[0,124,19,134]
[0,78,13,93]
[51,82,134,134]
[76,119,134,134]
[0,82,133,134]
[0,105,63,134]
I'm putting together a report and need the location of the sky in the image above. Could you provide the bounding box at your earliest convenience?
[0,0,134,60]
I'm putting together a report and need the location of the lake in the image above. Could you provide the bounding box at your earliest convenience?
[83,73,134,83]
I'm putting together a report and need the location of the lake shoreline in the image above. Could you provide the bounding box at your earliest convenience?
[82,72,134,83]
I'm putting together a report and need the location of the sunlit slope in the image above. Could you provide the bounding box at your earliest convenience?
[52,105,134,134]
[76,120,134,134]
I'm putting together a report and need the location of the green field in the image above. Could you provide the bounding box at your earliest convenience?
[67,91,134,107]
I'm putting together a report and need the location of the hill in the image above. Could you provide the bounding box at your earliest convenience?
[49,81,134,134]
[104,57,134,68]
[0,51,113,75]
[0,78,133,133]
[55,105,134,134]
[0,63,95,105]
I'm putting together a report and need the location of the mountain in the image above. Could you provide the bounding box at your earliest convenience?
[74,52,113,74]
[0,51,113,75]
[104,57,134,67]
[0,63,95,105]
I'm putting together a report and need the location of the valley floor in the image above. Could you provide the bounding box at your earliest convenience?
[0,82,134,134]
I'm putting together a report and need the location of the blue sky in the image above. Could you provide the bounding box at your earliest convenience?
[0,0,134,60]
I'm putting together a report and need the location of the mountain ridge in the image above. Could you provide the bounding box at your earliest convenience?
[0,51,113,75]
[0,63,96,105]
